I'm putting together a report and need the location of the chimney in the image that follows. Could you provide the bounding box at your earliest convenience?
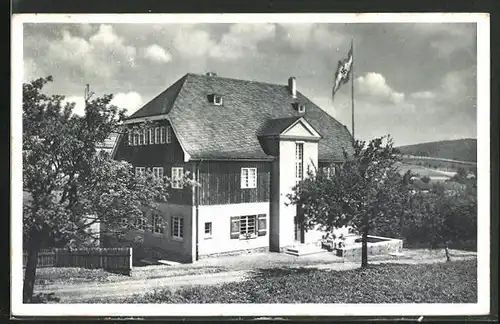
[288,77,296,98]
[206,72,217,77]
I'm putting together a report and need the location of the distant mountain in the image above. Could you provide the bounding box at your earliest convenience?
[396,138,477,162]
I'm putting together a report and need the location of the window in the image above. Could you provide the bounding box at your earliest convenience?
[134,215,147,231]
[208,94,223,105]
[166,126,172,143]
[149,128,154,144]
[143,129,148,145]
[160,126,166,144]
[153,167,164,179]
[295,143,304,183]
[204,222,212,238]
[230,215,266,239]
[213,95,223,105]
[152,213,164,235]
[155,127,160,144]
[135,166,146,176]
[298,104,306,113]
[138,130,143,145]
[171,167,184,189]
[128,132,132,146]
[241,168,257,189]
[171,216,184,240]
[133,131,139,146]
[322,165,336,179]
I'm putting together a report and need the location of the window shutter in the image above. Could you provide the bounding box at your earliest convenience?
[257,214,267,236]
[230,216,240,239]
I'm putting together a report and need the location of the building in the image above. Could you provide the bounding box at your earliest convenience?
[111,72,354,262]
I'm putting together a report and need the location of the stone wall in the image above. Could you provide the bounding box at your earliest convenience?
[336,235,403,259]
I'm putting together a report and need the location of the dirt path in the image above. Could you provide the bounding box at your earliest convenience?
[35,270,250,302]
[35,250,477,303]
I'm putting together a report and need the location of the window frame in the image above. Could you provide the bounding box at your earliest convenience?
[149,128,154,144]
[128,132,132,146]
[295,142,304,183]
[134,215,147,231]
[138,130,143,145]
[135,166,146,177]
[133,131,139,146]
[204,222,212,239]
[153,167,164,179]
[213,95,223,105]
[152,213,164,235]
[160,126,166,144]
[240,167,257,189]
[166,126,172,144]
[171,216,184,241]
[155,127,161,144]
[171,167,184,189]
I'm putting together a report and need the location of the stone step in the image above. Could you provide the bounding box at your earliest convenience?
[285,244,328,257]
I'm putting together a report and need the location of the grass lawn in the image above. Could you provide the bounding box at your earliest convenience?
[94,259,476,304]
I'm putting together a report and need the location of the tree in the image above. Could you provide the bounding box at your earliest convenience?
[288,136,409,267]
[22,77,195,302]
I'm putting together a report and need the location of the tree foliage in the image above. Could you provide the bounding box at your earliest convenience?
[288,135,408,267]
[22,76,196,302]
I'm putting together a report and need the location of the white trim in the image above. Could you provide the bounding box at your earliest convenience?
[240,167,257,189]
[171,167,184,189]
[123,114,169,124]
[281,117,321,138]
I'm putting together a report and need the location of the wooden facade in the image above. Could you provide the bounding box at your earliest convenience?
[113,120,192,205]
[197,161,271,206]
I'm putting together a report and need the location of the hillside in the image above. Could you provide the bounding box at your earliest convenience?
[396,139,477,162]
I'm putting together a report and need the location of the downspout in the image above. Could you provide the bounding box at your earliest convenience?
[195,159,202,261]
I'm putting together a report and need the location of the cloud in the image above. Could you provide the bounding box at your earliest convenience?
[355,72,406,104]
[173,26,215,58]
[45,24,137,79]
[143,44,172,63]
[61,92,143,116]
[62,96,86,116]
[410,23,476,57]
[209,24,276,60]
[279,24,346,51]
[110,92,143,114]
[410,91,436,100]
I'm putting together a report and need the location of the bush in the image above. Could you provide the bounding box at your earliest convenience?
[421,176,431,184]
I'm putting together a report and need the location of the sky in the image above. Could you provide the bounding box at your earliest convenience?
[22,21,477,146]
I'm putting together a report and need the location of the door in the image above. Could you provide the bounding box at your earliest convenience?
[294,216,305,243]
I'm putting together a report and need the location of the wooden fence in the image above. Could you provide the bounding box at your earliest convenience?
[23,247,133,275]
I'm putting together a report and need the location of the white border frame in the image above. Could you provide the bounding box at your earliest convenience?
[11,13,490,317]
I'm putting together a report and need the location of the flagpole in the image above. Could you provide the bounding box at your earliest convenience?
[351,38,355,143]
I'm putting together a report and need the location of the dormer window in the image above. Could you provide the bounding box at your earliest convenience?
[292,102,306,114]
[208,94,223,106]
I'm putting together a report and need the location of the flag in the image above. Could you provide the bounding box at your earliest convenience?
[332,43,353,101]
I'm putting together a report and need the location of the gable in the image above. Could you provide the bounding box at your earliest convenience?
[281,119,321,139]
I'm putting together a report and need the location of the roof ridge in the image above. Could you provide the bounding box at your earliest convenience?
[128,73,189,119]
[187,72,290,89]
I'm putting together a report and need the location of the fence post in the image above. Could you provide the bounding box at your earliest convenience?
[129,247,133,276]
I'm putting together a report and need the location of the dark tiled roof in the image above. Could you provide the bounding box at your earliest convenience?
[258,116,304,137]
[129,73,354,161]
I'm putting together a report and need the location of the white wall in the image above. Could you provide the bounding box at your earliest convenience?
[197,202,270,256]
[277,140,298,248]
